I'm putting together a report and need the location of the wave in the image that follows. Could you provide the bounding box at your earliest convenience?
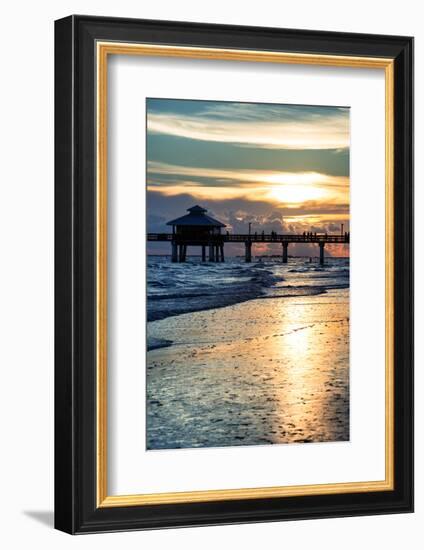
[147,265,279,321]
[147,337,174,351]
[147,257,349,322]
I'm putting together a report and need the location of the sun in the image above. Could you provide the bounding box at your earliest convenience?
[266,184,327,206]
[262,172,329,206]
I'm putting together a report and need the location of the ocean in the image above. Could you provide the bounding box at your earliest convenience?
[147,256,349,345]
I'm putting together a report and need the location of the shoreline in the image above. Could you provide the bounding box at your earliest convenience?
[147,257,349,322]
[146,284,349,348]
[147,288,350,450]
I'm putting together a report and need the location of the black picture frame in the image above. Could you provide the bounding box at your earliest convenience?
[55,15,414,534]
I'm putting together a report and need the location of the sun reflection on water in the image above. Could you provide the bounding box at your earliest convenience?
[147,291,349,449]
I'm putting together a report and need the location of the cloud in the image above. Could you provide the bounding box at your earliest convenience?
[147,161,349,207]
[148,161,347,187]
[147,191,349,231]
[147,111,349,150]
[146,191,349,257]
[147,133,350,177]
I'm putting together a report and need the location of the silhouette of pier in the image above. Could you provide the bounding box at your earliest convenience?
[148,205,349,265]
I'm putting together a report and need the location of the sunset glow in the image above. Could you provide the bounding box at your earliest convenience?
[147,99,350,256]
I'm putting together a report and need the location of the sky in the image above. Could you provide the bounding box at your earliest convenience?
[146,98,350,257]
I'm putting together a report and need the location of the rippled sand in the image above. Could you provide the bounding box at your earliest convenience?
[147,289,349,449]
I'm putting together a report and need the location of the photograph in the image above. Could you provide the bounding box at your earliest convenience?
[146,98,351,450]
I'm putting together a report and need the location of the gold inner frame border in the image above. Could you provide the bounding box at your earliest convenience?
[96,41,394,508]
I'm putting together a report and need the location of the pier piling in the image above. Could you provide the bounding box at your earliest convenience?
[171,242,178,263]
[319,242,325,265]
[245,241,252,263]
[282,242,288,263]
[178,244,187,262]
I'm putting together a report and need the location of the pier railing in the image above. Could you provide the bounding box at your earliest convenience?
[147,233,349,244]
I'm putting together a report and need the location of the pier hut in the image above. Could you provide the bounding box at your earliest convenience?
[166,205,226,262]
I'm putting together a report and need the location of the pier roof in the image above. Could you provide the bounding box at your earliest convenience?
[166,205,226,227]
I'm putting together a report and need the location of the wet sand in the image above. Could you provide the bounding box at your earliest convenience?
[147,289,349,450]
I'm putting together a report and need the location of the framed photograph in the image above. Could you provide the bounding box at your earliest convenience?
[54,15,413,534]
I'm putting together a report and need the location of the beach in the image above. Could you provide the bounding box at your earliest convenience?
[146,258,349,450]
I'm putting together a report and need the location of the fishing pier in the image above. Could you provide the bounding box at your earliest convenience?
[147,205,349,265]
